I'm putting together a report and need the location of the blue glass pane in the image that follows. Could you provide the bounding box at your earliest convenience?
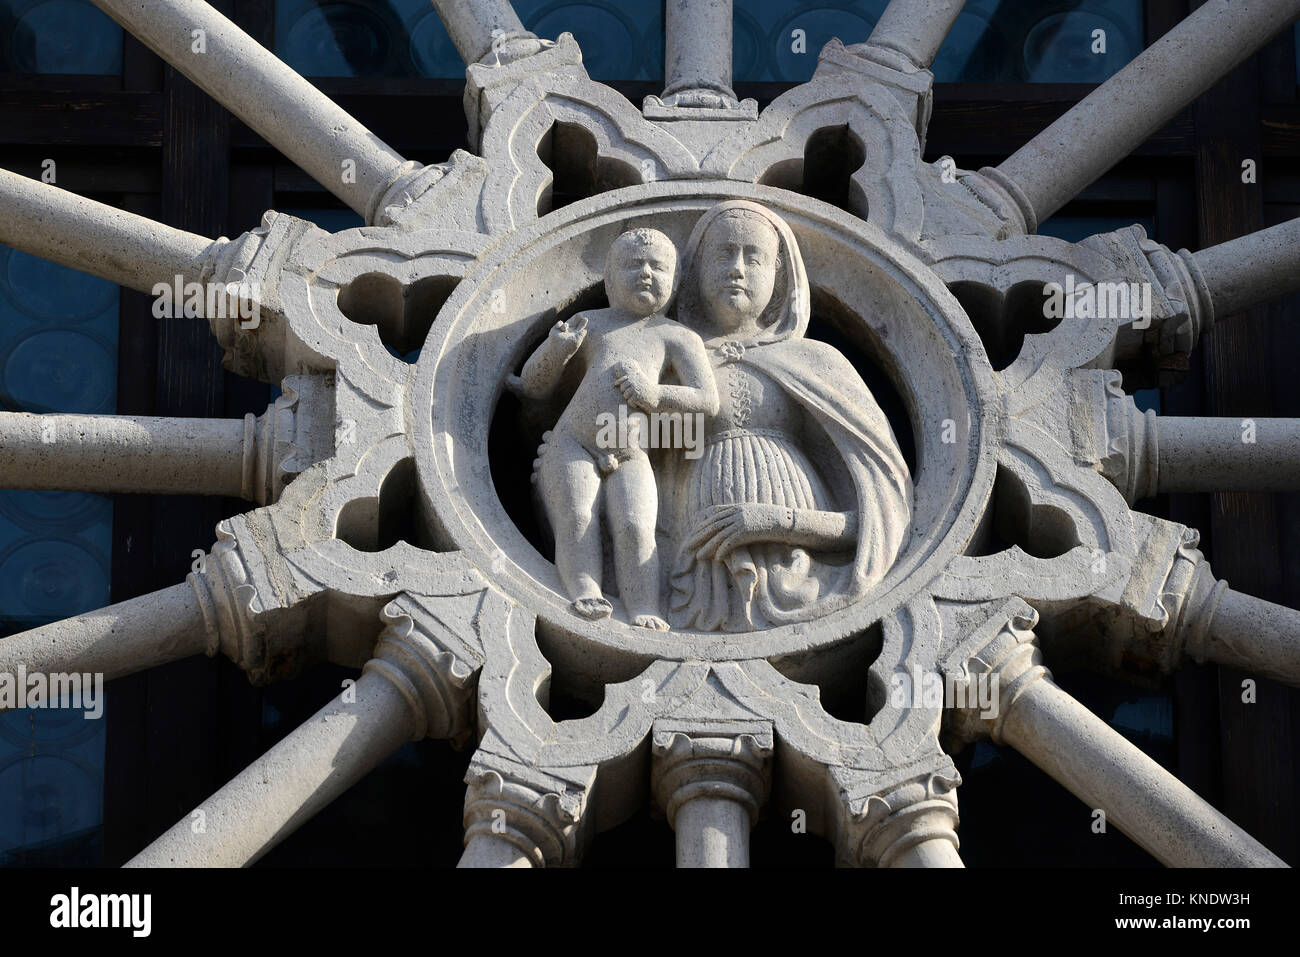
[932,7,1013,82]
[933,0,1144,83]
[739,1,1143,83]
[1038,214,1154,244]
[277,1,404,76]
[282,207,364,233]
[525,2,659,82]
[1,0,122,74]
[0,246,115,866]
[1133,388,1159,414]
[275,0,1144,83]
[275,0,663,81]
[737,1,885,83]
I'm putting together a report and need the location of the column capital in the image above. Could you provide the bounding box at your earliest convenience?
[1084,521,1226,680]
[650,722,774,828]
[1078,225,1213,385]
[464,33,580,150]
[1067,369,1158,504]
[364,602,487,748]
[1162,541,1229,670]
[835,770,961,868]
[193,210,320,380]
[189,522,268,676]
[244,375,330,506]
[962,166,1037,236]
[943,602,1048,746]
[462,753,595,867]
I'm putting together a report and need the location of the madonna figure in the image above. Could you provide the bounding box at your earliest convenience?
[663,200,914,631]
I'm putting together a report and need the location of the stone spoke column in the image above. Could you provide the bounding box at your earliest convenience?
[663,0,737,106]
[1169,555,1300,689]
[0,583,209,702]
[651,723,773,868]
[987,0,1300,230]
[999,677,1282,866]
[1090,387,1300,500]
[643,0,756,137]
[0,381,321,504]
[3,512,322,698]
[0,412,246,498]
[430,0,541,65]
[947,608,1285,867]
[0,167,211,294]
[459,754,595,868]
[1155,416,1300,494]
[126,598,488,866]
[91,0,412,220]
[1200,589,1300,688]
[127,668,422,867]
[862,0,966,69]
[1189,216,1300,318]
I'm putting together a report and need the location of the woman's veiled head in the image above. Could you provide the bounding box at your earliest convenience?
[677,201,810,344]
[696,210,783,334]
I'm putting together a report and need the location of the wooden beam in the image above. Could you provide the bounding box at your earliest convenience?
[9,87,1300,162]
[104,0,270,864]
[0,91,164,146]
[1192,0,1299,865]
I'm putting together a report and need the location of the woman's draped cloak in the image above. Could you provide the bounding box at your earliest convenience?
[662,336,914,632]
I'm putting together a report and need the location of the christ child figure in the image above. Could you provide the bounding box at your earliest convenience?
[513,227,719,629]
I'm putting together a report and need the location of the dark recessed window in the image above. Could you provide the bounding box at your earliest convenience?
[0,246,117,866]
[274,0,664,82]
[0,0,123,74]
[934,0,1144,83]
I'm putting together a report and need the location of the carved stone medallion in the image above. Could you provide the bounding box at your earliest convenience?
[414,182,998,681]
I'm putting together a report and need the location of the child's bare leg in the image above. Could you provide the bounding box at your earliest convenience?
[537,433,609,619]
[604,455,668,630]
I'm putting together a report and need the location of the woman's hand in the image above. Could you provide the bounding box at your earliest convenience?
[683,503,791,560]
[612,361,660,412]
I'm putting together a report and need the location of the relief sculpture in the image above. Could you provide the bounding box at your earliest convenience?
[515,201,915,632]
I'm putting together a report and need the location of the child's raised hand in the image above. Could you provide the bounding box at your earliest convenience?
[548,315,588,353]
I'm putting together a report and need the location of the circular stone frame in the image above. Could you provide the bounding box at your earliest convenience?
[414,181,999,678]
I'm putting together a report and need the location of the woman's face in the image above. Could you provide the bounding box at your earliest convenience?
[697,214,780,334]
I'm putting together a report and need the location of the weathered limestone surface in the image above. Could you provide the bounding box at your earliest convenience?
[1190,216,1300,317]
[995,0,1300,228]
[2,0,1299,869]
[0,583,208,698]
[663,0,737,102]
[91,0,412,219]
[126,669,421,867]
[0,375,327,503]
[1155,416,1300,493]
[0,167,211,293]
[861,0,967,69]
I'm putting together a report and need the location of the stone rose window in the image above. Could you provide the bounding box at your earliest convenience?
[1,0,1299,869]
